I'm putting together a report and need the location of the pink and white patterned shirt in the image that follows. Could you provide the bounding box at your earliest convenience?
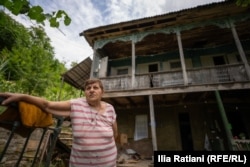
[69,98,117,167]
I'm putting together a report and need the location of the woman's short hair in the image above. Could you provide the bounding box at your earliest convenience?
[84,78,104,91]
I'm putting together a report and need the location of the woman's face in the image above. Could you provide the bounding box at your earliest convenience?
[85,82,103,103]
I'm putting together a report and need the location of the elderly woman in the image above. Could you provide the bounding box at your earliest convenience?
[0,78,118,167]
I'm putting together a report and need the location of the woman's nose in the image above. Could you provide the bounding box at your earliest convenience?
[89,87,94,91]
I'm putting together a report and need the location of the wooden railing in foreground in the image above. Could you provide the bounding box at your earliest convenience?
[233,139,250,151]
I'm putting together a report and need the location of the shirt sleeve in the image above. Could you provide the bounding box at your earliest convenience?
[109,104,117,123]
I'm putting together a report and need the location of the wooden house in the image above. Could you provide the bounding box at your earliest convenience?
[62,0,250,156]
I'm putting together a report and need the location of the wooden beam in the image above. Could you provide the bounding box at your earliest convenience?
[149,95,157,151]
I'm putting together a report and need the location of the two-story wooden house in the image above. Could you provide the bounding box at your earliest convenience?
[62,0,250,156]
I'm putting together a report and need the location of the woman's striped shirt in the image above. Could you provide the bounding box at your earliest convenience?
[69,98,117,167]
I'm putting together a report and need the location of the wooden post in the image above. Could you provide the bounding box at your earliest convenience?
[90,49,96,78]
[131,40,136,88]
[176,30,188,85]
[149,95,157,151]
[215,90,234,150]
[230,22,250,79]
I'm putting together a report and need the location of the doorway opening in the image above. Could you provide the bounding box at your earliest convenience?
[148,64,158,87]
[213,56,226,65]
[148,64,158,72]
[178,112,194,151]
[213,56,230,82]
[227,110,248,139]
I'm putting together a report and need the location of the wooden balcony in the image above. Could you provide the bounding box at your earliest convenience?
[101,63,249,91]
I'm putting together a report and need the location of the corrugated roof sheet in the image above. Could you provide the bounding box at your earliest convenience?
[82,0,227,32]
[61,57,92,90]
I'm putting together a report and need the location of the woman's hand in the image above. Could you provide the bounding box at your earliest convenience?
[0,92,24,105]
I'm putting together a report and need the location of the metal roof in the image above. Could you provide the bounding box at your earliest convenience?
[61,57,92,90]
[63,0,249,91]
[80,0,249,60]
[81,0,229,47]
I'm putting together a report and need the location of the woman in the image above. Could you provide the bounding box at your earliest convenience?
[0,78,118,167]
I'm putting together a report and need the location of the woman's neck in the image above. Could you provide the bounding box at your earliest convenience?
[89,101,102,110]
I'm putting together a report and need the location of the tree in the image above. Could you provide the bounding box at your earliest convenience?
[0,0,71,28]
[0,11,79,99]
[236,0,250,7]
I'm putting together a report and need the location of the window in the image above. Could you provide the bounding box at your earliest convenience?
[134,115,148,141]
[117,68,128,75]
[148,64,158,72]
[170,61,181,69]
[213,56,226,65]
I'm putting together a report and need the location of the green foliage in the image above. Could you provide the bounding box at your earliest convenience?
[236,0,250,7]
[0,11,28,50]
[0,11,79,100]
[27,5,46,22]
[0,0,71,28]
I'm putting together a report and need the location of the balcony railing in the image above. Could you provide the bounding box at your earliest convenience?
[101,63,249,91]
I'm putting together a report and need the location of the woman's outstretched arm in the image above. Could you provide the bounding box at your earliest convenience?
[0,92,71,117]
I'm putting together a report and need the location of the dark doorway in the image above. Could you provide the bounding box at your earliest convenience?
[227,110,248,139]
[148,64,158,87]
[213,56,226,65]
[148,64,158,72]
[213,56,230,82]
[178,112,194,151]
